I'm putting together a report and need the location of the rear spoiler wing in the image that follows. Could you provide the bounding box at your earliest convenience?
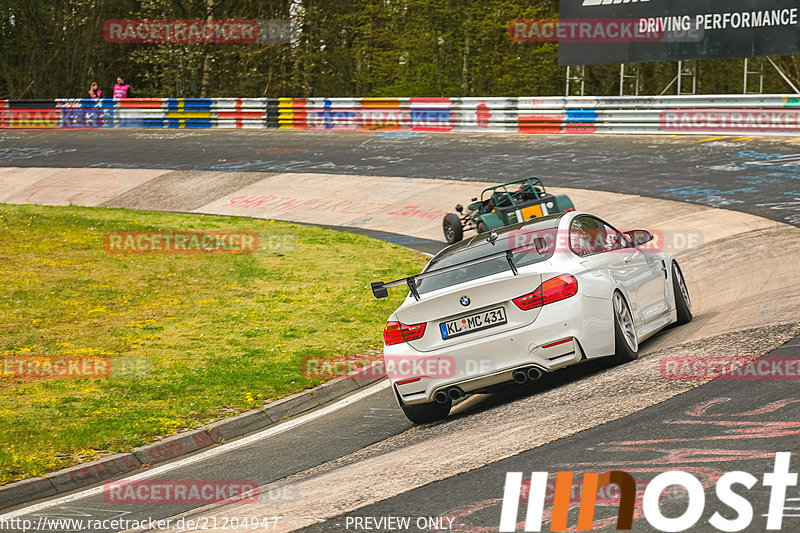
[370,249,518,301]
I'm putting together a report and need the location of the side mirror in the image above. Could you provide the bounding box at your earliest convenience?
[371,282,389,299]
[455,204,463,214]
[471,197,478,202]
[625,230,654,247]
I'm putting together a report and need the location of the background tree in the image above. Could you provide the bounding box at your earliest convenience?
[0,0,797,99]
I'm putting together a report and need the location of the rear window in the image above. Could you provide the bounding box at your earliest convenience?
[416,222,559,295]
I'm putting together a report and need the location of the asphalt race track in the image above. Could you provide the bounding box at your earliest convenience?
[1,129,799,227]
[0,384,415,532]
[304,337,800,532]
[0,129,799,533]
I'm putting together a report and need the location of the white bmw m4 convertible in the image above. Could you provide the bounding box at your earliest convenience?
[371,212,692,423]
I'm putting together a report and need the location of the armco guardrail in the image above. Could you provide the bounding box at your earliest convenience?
[1,95,799,135]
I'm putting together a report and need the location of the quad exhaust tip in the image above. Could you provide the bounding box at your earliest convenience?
[434,390,449,404]
[434,368,542,402]
[527,367,543,381]
[434,386,465,404]
[448,386,465,401]
[512,369,528,384]
[513,366,544,384]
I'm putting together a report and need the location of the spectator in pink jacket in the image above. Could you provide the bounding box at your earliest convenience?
[88,82,102,99]
[113,77,130,99]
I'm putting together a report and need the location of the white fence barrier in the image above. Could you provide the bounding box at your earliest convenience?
[1,95,798,135]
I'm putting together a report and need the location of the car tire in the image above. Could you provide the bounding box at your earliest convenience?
[401,400,451,424]
[443,213,463,244]
[672,261,693,325]
[612,291,638,364]
[476,221,489,234]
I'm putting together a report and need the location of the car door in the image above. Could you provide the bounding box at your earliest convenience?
[633,238,672,322]
[569,216,650,327]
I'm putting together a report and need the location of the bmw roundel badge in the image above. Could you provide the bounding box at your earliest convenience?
[460,296,470,307]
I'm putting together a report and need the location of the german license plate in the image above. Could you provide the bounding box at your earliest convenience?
[440,306,507,340]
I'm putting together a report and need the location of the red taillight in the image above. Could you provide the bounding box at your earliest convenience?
[383,321,427,346]
[542,337,574,349]
[513,274,578,311]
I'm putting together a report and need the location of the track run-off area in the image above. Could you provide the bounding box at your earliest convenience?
[0,129,800,532]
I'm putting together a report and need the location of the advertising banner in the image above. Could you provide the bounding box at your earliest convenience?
[558,0,800,66]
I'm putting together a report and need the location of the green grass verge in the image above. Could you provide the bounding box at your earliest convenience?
[0,203,426,484]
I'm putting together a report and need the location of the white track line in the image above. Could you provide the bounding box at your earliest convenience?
[0,380,390,520]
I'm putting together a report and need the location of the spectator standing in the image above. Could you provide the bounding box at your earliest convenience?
[88,82,102,99]
[113,77,131,98]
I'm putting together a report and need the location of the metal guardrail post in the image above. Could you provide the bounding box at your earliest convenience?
[620,64,640,97]
[744,58,765,95]
[566,66,586,97]
[677,61,697,96]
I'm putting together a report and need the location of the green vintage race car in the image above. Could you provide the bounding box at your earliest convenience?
[442,177,575,244]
